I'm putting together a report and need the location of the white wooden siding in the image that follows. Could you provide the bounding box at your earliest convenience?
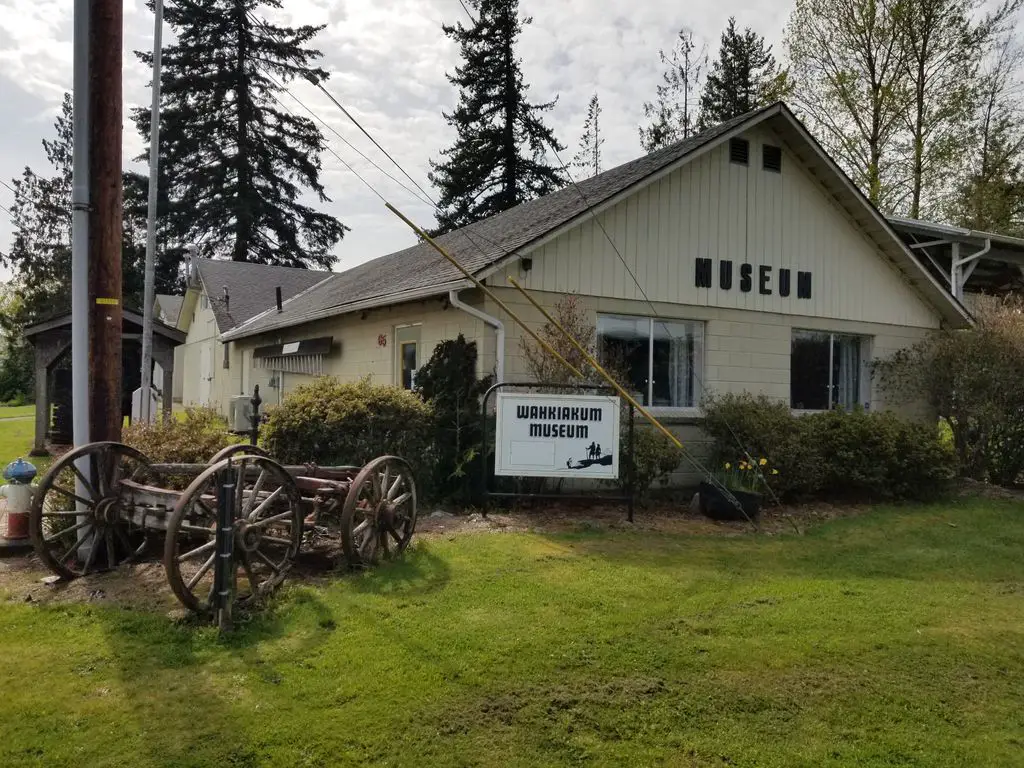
[493,125,939,330]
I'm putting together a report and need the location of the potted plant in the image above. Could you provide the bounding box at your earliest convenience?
[698,458,778,522]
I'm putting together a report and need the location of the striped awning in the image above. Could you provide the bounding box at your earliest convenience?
[253,336,334,375]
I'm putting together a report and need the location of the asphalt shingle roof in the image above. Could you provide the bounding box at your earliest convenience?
[196,259,333,333]
[223,106,770,341]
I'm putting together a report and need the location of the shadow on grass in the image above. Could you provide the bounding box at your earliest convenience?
[540,498,1024,585]
[75,583,339,766]
[345,542,452,597]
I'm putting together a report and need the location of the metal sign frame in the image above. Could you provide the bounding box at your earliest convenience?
[480,382,636,522]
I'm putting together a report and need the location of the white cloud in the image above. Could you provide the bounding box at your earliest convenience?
[0,0,795,278]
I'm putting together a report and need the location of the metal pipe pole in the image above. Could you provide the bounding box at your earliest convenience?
[71,0,91,530]
[88,0,124,443]
[140,0,164,423]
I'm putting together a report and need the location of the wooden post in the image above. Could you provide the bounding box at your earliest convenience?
[88,0,124,443]
[32,361,49,455]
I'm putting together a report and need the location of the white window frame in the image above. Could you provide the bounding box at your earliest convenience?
[597,314,704,415]
[790,329,872,413]
[394,324,422,391]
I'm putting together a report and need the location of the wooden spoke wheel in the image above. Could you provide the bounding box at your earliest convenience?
[208,444,270,464]
[341,456,417,567]
[163,455,302,615]
[29,441,152,580]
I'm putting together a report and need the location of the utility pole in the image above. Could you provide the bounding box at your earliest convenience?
[140,0,164,424]
[88,0,124,442]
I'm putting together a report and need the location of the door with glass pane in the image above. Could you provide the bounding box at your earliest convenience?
[395,326,420,390]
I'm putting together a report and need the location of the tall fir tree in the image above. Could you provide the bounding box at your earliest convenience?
[428,0,566,234]
[639,28,708,152]
[571,94,604,178]
[134,0,346,268]
[698,17,786,129]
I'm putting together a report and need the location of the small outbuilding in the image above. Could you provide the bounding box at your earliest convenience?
[24,309,186,455]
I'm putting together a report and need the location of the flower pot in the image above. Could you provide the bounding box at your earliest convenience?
[698,481,761,522]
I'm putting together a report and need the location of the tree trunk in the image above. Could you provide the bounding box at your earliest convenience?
[233,2,251,262]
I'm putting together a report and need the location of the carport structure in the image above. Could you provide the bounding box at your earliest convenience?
[890,217,1024,301]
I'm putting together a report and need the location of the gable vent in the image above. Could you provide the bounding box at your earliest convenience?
[763,144,782,172]
[729,137,750,166]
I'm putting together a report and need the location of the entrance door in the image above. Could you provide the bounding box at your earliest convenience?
[395,326,421,390]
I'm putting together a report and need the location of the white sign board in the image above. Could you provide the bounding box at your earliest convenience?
[494,392,620,479]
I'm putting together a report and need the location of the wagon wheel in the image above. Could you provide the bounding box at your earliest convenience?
[208,443,270,464]
[29,441,152,580]
[163,455,302,615]
[341,456,417,567]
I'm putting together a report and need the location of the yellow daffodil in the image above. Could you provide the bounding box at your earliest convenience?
[725,462,731,470]
[759,458,768,466]
[772,469,779,475]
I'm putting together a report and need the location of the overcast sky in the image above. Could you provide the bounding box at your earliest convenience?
[0,0,792,281]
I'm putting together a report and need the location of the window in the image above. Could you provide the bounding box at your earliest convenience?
[791,330,867,411]
[763,144,782,172]
[201,294,208,310]
[597,315,703,408]
[395,325,421,390]
[729,137,750,166]
[222,341,230,369]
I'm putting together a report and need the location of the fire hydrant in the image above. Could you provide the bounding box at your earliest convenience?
[1,458,37,542]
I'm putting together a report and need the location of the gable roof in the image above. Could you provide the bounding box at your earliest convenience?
[195,259,333,334]
[223,102,971,341]
[155,294,184,326]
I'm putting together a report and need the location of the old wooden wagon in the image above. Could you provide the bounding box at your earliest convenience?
[27,441,418,618]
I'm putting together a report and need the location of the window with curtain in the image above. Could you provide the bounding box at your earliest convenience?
[597,315,703,408]
[790,330,867,410]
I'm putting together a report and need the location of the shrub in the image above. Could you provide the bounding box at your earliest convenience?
[873,295,1024,485]
[702,393,823,499]
[122,406,241,464]
[415,335,493,503]
[701,393,953,503]
[620,423,683,502]
[261,377,434,491]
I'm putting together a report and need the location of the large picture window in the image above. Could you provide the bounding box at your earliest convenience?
[791,330,867,411]
[597,315,703,408]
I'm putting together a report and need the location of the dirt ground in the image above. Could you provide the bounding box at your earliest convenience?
[1,480,1018,615]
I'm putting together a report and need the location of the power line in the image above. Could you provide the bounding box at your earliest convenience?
[445,3,781,519]
[260,68,434,208]
[0,179,16,195]
[0,202,12,217]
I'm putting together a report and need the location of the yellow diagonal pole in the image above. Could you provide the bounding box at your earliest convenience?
[506,276,686,451]
[385,202,586,380]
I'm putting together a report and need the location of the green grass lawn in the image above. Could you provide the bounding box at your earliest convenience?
[0,409,36,469]
[1,499,1022,767]
[0,405,34,420]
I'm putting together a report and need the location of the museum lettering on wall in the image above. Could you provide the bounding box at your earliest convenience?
[694,258,812,299]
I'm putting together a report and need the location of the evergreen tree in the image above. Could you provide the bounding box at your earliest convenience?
[639,28,708,152]
[135,0,346,268]
[428,0,566,234]
[698,17,786,129]
[571,94,604,178]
